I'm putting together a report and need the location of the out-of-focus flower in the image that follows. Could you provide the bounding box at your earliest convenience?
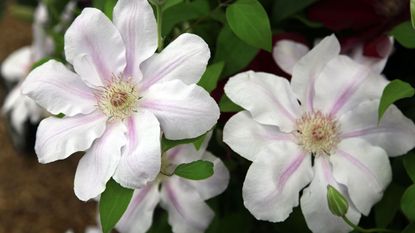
[116,135,229,233]
[307,0,407,58]
[22,0,219,201]
[223,35,415,233]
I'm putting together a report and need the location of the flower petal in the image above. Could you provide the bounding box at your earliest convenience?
[1,46,32,82]
[22,60,97,116]
[160,176,214,233]
[272,40,309,75]
[35,111,107,163]
[64,8,126,86]
[140,33,210,91]
[113,0,157,79]
[223,111,295,161]
[113,110,161,189]
[312,55,387,116]
[300,156,361,233]
[224,71,301,132]
[74,121,127,201]
[340,100,415,156]
[141,80,219,140]
[116,183,160,233]
[3,87,30,134]
[186,151,230,200]
[331,138,391,215]
[291,35,340,111]
[165,132,211,165]
[242,142,313,222]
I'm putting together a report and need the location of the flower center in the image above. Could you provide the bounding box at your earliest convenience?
[374,0,403,17]
[295,111,340,156]
[97,77,139,120]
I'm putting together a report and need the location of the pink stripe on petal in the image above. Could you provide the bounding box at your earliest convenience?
[123,185,153,220]
[277,153,307,190]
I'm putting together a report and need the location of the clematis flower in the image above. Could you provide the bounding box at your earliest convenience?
[1,3,53,135]
[223,35,415,233]
[22,0,219,201]
[116,135,229,233]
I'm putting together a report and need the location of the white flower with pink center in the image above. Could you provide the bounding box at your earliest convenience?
[223,35,415,233]
[21,0,219,201]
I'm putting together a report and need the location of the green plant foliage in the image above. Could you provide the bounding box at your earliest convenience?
[219,94,243,112]
[378,79,415,122]
[174,160,214,180]
[161,132,208,152]
[162,0,183,12]
[271,0,316,23]
[99,179,134,233]
[411,0,415,29]
[404,152,415,183]
[390,21,415,48]
[198,62,225,93]
[92,0,117,19]
[401,184,415,221]
[375,183,405,228]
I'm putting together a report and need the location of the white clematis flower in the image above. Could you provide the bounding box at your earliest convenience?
[21,0,219,201]
[223,35,415,233]
[116,135,230,233]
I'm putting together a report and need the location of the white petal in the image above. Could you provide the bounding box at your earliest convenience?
[141,80,219,140]
[243,142,313,222]
[340,100,415,156]
[116,183,160,233]
[331,138,391,215]
[272,40,309,75]
[74,122,127,201]
[160,176,214,233]
[291,35,340,111]
[349,38,393,74]
[223,111,295,161]
[224,71,301,132]
[186,151,230,200]
[113,110,161,189]
[300,156,361,233]
[35,111,107,163]
[4,87,29,134]
[22,60,97,116]
[140,33,210,91]
[1,46,32,82]
[312,55,387,116]
[64,8,126,86]
[113,0,157,78]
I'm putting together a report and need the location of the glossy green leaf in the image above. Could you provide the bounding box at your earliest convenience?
[401,184,415,221]
[226,0,272,51]
[326,185,348,217]
[390,21,415,48]
[219,94,243,112]
[174,160,214,180]
[272,0,316,23]
[161,132,208,152]
[378,79,415,122]
[404,152,415,183]
[213,24,258,76]
[99,179,134,233]
[198,62,225,93]
[162,0,183,12]
[375,183,405,228]
[411,0,415,29]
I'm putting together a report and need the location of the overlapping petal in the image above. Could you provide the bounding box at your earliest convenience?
[141,79,219,140]
[74,122,127,201]
[243,142,313,222]
[224,71,301,132]
[1,46,31,81]
[272,40,309,75]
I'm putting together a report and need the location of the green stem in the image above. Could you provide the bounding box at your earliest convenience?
[155,2,163,52]
[342,216,399,233]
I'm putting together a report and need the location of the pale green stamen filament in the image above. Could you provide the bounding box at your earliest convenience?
[295,111,340,156]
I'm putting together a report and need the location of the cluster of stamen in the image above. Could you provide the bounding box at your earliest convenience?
[295,111,340,156]
[97,77,139,120]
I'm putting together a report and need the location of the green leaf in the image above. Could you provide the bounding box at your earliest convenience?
[378,79,415,122]
[92,0,117,19]
[402,223,415,233]
[374,183,405,228]
[162,132,208,152]
[174,160,214,180]
[271,0,316,23]
[390,21,415,48]
[99,179,134,233]
[219,94,243,112]
[226,0,272,51]
[401,184,415,221]
[411,0,415,29]
[162,0,183,12]
[326,185,348,217]
[213,24,258,76]
[404,152,415,183]
[198,62,225,93]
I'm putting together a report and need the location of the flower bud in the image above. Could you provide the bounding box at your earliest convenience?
[327,185,349,217]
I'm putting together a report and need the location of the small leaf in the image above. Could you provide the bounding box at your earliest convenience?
[162,132,208,152]
[401,184,415,221]
[271,0,316,23]
[174,160,214,180]
[99,179,134,233]
[404,152,415,183]
[326,185,349,217]
[219,94,243,112]
[390,21,415,48]
[226,0,272,51]
[411,0,415,29]
[374,183,405,228]
[378,79,415,122]
[198,62,225,93]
